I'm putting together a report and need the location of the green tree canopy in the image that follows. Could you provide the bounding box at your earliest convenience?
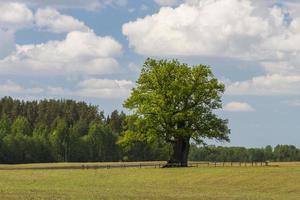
[11,117,31,136]
[0,114,11,139]
[123,58,230,166]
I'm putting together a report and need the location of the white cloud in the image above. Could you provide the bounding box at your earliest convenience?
[75,78,134,99]
[47,87,65,95]
[226,74,300,96]
[123,0,300,61]
[0,29,15,58]
[154,0,180,6]
[224,102,254,112]
[0,80,43,95]
[0,2,32,58]
[0,80,22,93]
[0,31,122,76]
[123,0,300,96]
[35,8,90,33]
[123,0,271,58]
[0,2,33,30]
[0,78,134,99]
[0,2,35,59]
[44,79,134,99]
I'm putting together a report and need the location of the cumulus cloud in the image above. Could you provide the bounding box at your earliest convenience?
[224,102,254,112]
[0,80,22,93]
[0,80,43,95]
[35,8,90,33]
[0,1,127,102]
[47,87,65,96]
[75,78,134,99]
[123,0,271,58]
[123,0,300,60]
[154,0,181,6]
[0,78,134,99]
[0,31,122,76]
[123,0,300,96]
[0,2,33,30]
[226,74,300,96]
[46,79,134,99]
[0,2,33,58]
[0,29,15,58]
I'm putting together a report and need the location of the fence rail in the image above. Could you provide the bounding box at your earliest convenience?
[189,161,269,167]
[0,161,269,170]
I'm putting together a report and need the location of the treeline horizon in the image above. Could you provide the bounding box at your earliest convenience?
[0,96,299,164]
[189,144,300,162]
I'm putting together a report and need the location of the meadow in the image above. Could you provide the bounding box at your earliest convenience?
[0,162,299,200]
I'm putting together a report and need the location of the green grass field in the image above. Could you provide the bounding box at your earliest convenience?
[0,162,299,200]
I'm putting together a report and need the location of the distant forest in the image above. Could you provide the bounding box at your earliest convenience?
[0,97,299,164]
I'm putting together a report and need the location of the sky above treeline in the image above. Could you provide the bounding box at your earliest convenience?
[0,0,300,147]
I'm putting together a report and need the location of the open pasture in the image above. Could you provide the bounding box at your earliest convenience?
[0,162,299,199]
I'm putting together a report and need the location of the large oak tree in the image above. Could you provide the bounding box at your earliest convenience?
[124,58,230,167]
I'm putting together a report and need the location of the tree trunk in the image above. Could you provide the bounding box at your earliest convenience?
[164,137,190,167]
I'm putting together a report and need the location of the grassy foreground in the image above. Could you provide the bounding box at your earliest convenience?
[0,162,299,200]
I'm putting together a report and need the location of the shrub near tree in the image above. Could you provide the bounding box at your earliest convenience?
[123,58,230,167]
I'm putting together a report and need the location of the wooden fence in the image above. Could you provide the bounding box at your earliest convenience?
[188,161,269,167]
[0,161,269,170]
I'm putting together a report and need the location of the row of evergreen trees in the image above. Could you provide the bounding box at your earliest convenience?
[0,97,168,164]
[0,97,299,164]
[189,144,300,162]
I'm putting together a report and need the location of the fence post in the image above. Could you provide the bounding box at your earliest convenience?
[214,162,217,167]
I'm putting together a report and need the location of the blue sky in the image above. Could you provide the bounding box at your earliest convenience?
[0,0,300,147]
